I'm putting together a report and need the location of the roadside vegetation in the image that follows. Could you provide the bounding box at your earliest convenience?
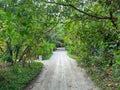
[63,0,120,89]
[0,62,43,90]
[0,0,120,90]
[0,0,57,89]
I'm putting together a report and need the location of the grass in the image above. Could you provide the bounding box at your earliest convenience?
[0,62,43,90]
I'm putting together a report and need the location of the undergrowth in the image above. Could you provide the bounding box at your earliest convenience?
[68,53,120,90]
[0,62,43,90]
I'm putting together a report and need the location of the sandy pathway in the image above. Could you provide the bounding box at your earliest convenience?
[26,48,99,90]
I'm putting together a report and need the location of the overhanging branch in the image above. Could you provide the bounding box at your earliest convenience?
[46,1,117,20]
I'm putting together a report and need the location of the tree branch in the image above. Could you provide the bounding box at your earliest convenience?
[0,47,4,52]
[109,11,118,28]
[46,1,117,20]
[19,45,31,62]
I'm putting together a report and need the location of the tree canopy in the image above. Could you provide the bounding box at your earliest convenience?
[0,0,120,89]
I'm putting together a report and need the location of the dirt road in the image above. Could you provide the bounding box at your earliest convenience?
[26,48,99,90]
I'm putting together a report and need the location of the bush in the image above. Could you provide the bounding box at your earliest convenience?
[37,42,56,60]
[0,62,43,90]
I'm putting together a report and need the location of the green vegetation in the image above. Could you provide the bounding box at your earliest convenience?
[0,0,56,89]
[0,0,57,66]
[0,0,120,90]
[0,62,43,90]
[63,1,120,89]
[37,42,55,60]
[42,53,52,60]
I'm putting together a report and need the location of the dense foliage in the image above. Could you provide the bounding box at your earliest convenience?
[0,0,57,66]
[0,0,56,89]
[59,0,120,89]
[0,62,43,90]
[0,0,120,90]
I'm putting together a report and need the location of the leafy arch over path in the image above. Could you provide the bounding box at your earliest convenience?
[46,0,119,28]
[0,0,120,89]
[44,0,120,89]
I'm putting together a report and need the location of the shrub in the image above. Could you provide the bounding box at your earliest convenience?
[0,62,43,90]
